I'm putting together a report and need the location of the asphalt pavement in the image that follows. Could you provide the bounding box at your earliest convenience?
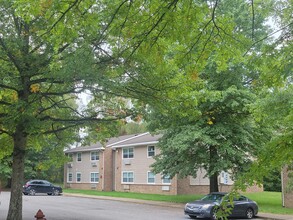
[63,193,293,220]
[1,190,293,220]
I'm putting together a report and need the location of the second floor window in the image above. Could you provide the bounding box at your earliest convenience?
[91,151,99,161]
[77,153,82,162]
[123,148,134,159]
[147,146,155,157]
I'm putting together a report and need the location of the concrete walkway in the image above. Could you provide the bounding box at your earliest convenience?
[63,193,293,220]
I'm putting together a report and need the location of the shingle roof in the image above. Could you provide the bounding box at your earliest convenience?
[64,142,103,153]
[109,132,162,148]
[64,132,161,153]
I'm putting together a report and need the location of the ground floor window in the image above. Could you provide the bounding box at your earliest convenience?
[67,172,73,182]
[76,172,82,182]
[162,175,171,184]
[147,171,155,184]
[90,172,99,183]
[122,171,134,183]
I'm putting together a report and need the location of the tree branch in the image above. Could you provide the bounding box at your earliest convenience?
[0,83,18,92]
[251,0,255,40]
[0,37,22,73]
[243,22,293,56]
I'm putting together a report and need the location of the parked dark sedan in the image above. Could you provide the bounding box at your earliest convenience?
[184,192,258,220]
[23,180,62,196]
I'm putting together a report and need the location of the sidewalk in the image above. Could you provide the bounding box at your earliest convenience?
[257,213,293,220]
[63,193,293,220]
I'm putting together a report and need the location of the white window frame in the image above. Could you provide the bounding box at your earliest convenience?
[122,171,134,183]
[77,152,82,162]
[76,172,82,183]
[67,172,73,182]
[90,172,99,183]
[90,151,99,161]
[162,174,171,184]
[123,148,134,159]
[147,146,155,157]
[147,171,155,184]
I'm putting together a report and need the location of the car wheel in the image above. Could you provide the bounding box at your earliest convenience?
[211,208,218,220]
[29,189,36,196]
[23,192,28,195]
[53,189,60,196]
[245,208,254,219]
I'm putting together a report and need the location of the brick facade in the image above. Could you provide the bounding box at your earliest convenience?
[102,147,114,191]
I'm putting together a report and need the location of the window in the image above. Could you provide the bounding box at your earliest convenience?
[68,173,73,182]
[122,171,134,183]
[123,148,134,159]
[162,175,171,184]
[90,172,99,183]
[91,151,99,161]
[234,196,247,201]
[147,146,155,157]
[76,172,81,182]
[77,153,82,162]
[147,172,155,184]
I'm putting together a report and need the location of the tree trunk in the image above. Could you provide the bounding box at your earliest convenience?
[6,129,27,220]
[6,178,12,188]
[210,172,219,192]
[209,145,219,193]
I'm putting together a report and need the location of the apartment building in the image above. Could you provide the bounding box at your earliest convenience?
[64,132,261,195]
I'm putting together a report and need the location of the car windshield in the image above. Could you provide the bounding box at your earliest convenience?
[201,194,224,202]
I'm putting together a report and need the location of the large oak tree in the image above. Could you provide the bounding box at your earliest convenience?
[107,0,274,192]
[0,1,135,219]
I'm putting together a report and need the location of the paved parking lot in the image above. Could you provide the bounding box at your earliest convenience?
[1,192,184,220]
[0,192,273,220]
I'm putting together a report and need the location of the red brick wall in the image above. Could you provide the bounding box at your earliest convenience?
[102,147,114,191]
[114,149,122,191]
[65,183,102,190]
[177,176,262,195]
[115,184,177,195]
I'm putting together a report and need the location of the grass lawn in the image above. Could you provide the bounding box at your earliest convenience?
[243,191,293,215]
[64,188,202,203]
[64,189,293,215]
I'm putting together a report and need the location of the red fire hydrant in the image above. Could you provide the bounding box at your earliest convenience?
[35,209,46,220]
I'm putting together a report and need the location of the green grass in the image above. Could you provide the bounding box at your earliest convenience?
[64,189,293,215]
[243,191,293,215]
[64,188,202,203]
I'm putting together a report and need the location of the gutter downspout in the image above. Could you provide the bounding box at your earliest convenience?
[112,148,116,191]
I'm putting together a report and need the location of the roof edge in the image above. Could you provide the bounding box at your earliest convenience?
[111,141,159,149]
[106,132,150,147]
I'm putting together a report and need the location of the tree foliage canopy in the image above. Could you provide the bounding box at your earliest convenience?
[0,0,292,219]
